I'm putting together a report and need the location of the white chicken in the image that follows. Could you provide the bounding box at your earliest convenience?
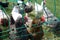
[0,9,9,26]
[34,1,43,16]
[11,6,22,22]
[35,1,43,12]
[0,10,7,20]
[43,7,56,22]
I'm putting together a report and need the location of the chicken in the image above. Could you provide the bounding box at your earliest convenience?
[25,1,33,13]
[0,10,9,26]
[27,18,44,40]
[11,6,22,22]
[11,5,29,40]
[35,1,43,16]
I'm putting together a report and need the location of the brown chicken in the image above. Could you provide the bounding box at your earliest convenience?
[27,18,44,40]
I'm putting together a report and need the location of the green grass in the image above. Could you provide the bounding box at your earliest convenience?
[46,0,60,19]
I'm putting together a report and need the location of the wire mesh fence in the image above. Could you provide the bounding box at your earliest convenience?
[0,0,60,40]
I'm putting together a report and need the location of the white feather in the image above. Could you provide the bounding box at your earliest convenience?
[26,1,33,7]
[35,1,44,11]
[35,2,43,12]
[0,9,9,24]
[11,6,22,21]
[0,10,7,19]
[34,1,44,16]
